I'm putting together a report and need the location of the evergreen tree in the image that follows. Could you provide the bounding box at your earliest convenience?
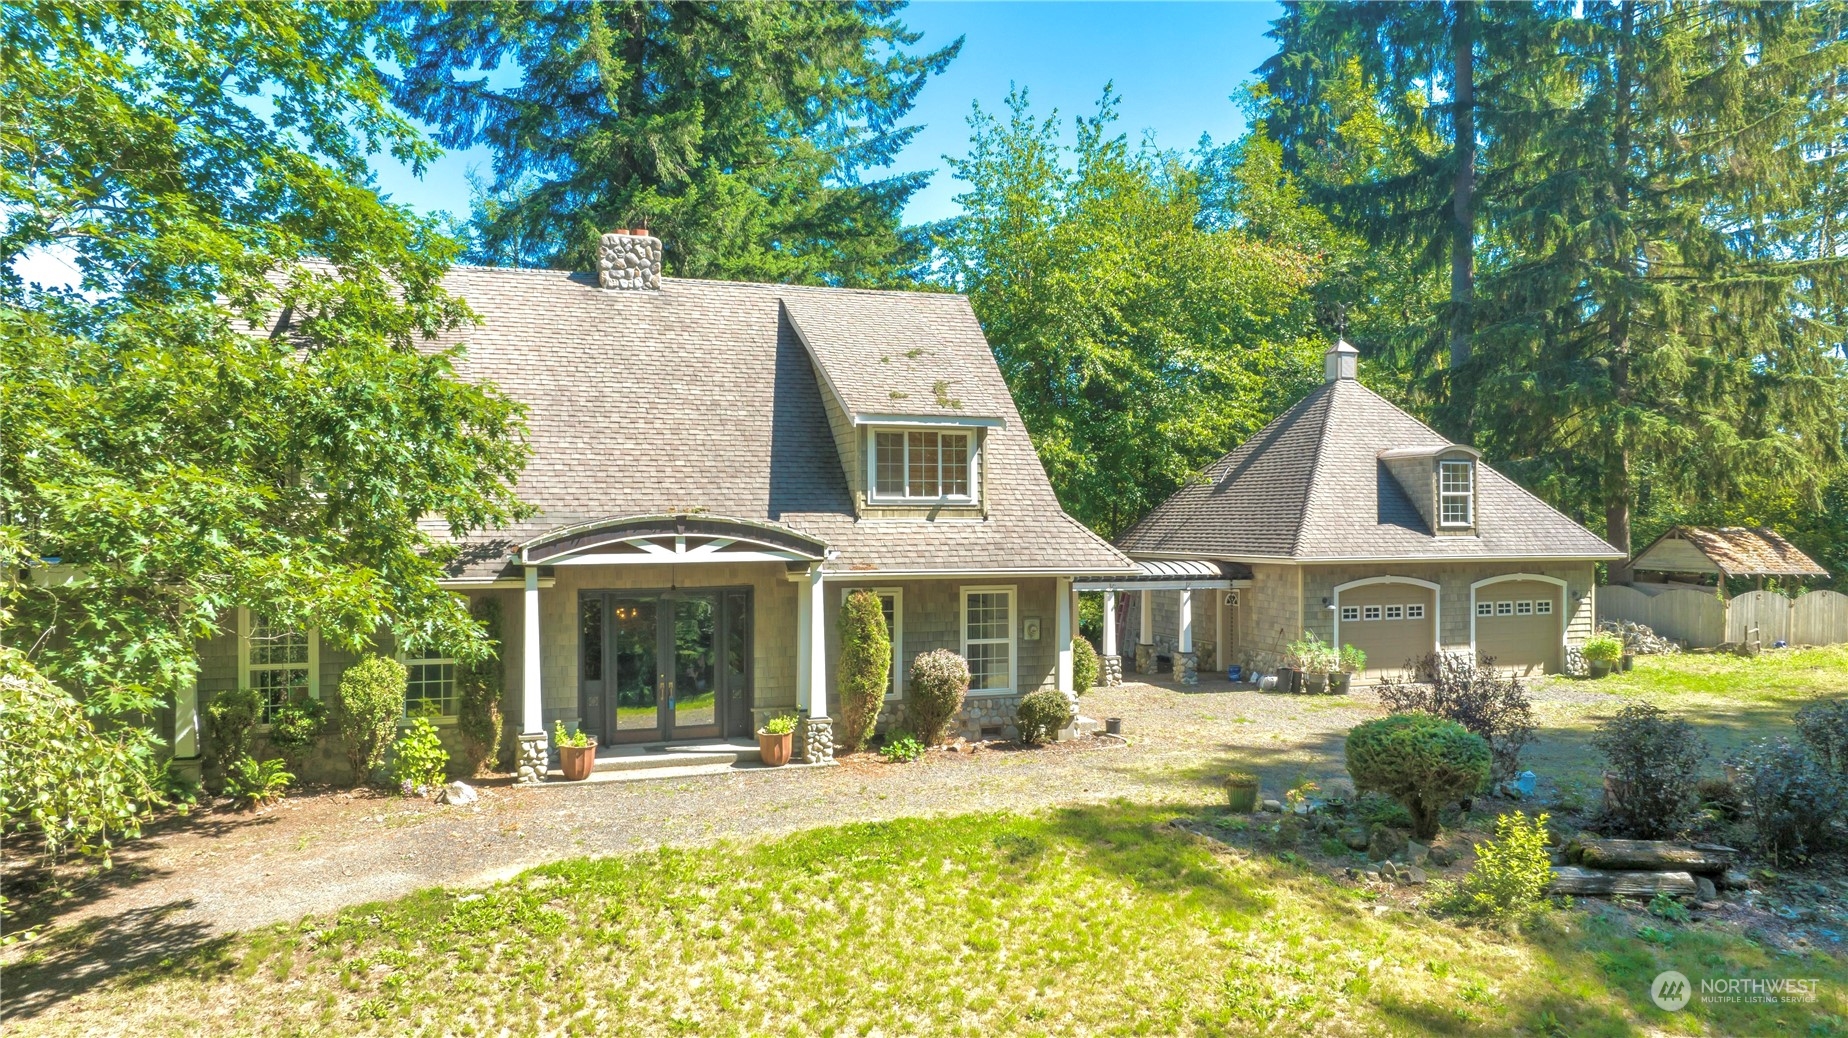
[386,1,959,285]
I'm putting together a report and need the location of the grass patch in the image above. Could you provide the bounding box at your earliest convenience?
[10,803,1845,1036]
[1570,645,1848,703]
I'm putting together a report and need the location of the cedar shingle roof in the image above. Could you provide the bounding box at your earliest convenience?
[404,267,1129,580]
[1115,377,1622,562]
[1634,526,1828,579]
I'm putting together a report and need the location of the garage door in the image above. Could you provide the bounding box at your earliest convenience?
[1336,583,1438,682]
[1473,580,1563,676]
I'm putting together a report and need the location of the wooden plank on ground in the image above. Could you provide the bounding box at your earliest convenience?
[1577,839,1732,874]
[1549,866,1698,897]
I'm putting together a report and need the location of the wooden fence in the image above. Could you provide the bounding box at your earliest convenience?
[1598,586,1848,648]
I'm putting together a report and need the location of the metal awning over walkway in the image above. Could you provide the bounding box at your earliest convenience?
[1074,559,1251,592]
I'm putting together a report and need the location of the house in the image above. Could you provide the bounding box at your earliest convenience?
[1098,340,1624,683]
[172,232,1135,782]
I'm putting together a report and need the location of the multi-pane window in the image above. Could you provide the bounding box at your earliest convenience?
[1516,600,1534,616]
[872,430,974,501]
[1341,606,1360,622]
[1385,604,1404,620]
[246,613,311,724]
[1536,599,1554,615]
[405,658,459,718]
[1496,601,1514,616]
[962,588,1014,693]
[1406,604,1426,620]
[1477,601,1495,617]
[1439,460,1474,526]
[1363,605,1382,621]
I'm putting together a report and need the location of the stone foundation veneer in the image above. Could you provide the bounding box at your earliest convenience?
[1100,654,1123,687]
[957,694,1024,741]
[597,231,662,290]
[798,714,834,763]
[515,732,548,785]
[1174,651,1199,686]
[1135,642,1156,675]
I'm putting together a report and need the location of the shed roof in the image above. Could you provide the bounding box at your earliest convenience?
[1631,526,1828,579]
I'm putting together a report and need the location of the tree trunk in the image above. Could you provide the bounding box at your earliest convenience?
[1448,1,1476,378]
[1549,866,1699,896]
[1604,1,1637,584]
[1575,839,1733,874]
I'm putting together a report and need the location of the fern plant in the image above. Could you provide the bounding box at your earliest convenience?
[224,755,293,810]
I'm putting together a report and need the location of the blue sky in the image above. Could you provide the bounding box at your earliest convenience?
[372,1,1285,226]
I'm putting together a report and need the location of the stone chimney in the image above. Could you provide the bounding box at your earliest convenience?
[598,229,662,290]
[1324,338,1358,382]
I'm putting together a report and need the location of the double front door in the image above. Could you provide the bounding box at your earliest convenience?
[580,588,751,744]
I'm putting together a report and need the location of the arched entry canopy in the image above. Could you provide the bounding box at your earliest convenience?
[520,513,829,567]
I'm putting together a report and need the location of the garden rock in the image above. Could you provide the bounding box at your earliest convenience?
[1342,828,1370,851]
[1695,876,1717,900]
[1259,799,1283,813]
[1719,869,1753,890]
[1366,824,1406,862]
[438,781,478,806]
[1400,840,1431,866]
[1428,844,1455,867]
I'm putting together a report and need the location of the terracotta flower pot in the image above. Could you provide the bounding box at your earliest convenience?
[758,730,792,767]
[558,741,597,781]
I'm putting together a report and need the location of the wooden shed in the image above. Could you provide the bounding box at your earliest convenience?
[1628,526,1828,594]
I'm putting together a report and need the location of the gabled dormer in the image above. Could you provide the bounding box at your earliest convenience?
[1379,443,1482,536]
[781,295,1007,519]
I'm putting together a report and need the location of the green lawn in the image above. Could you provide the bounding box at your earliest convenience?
[1570,645,1848,703]
[11,805,1845,1037]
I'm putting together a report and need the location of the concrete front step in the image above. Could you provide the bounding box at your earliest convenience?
[541,738,773,783]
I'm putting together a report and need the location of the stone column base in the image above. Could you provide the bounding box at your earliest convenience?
[798,714,834,763]
[1135,642,1156,675]
[1175,651,1199,686]
[515,732,548,784]
[1100,654,1123,687]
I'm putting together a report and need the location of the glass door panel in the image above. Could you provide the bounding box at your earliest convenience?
[670,594,718,732]
[610,598,659,735]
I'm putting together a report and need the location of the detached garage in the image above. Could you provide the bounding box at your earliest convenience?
[1472,576,1566,675]
[1334,577,1438,682]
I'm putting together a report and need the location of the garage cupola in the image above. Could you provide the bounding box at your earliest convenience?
[1324,338,1359,382]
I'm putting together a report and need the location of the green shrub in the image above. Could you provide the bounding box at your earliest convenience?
[223,755,293,810]
[205,687,262,785]
[1737,738,1843,865]
[879,731,925,763]
[1795,698,1848,776]
[906,649,969,745]
[455,597,504,775]
[391,718,450,795]
[1379,654,1535,784]
[1337,644,1367,675]
[1449,811,1553,918]
[553,719,592,748]
[837,589,892,754]
[1345,713,1491,840]
[1581,634,1623,664]
[0,646,160,869]
[1072,637,1100,694]
[267,695,327,772]
[1592,703,1706,839]
[336,655,407,785]
[759,714,797,736]
[1015,688,1074,746]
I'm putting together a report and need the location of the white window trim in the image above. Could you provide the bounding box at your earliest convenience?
[1406,603,1426,620]
[1385,605,1405,620]
[959,584,1017,697]
[842,587,904,701]
[237,607,320,725]
[1439,459,1475,527]
[397,649,461,724]
[1331,576,1444,671]
[866,427,980,505]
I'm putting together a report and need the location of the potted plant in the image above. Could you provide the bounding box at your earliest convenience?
[757,713,797,767]
[553,720,596,781]
[1582,634,1623,679]
[1287,633,1335,694]
[1331,644,1366,695]
[1223,771,1260,813]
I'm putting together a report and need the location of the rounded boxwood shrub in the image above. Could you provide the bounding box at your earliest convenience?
[906,649,969,745]
[1073,637,1100,695]
[205,687,262,787]
[336,655,407,785]
[1015,688,1075,746]
[837,589,892,754]
[1345,713,1491,840]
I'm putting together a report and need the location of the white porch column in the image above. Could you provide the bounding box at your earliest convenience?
[1175,588,1199,685]
[1101,591,1118,657]
[1178,589,1193,653]
[796,564,833,761]
[1136,588,1156,674]
[173,671,201,778]
[1215,589,1231,674]
[515,565,547,783]
[1056,577,1075,695]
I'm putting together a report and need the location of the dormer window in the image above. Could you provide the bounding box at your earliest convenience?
[1439,460,1474,526]
[870,428,978,503]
